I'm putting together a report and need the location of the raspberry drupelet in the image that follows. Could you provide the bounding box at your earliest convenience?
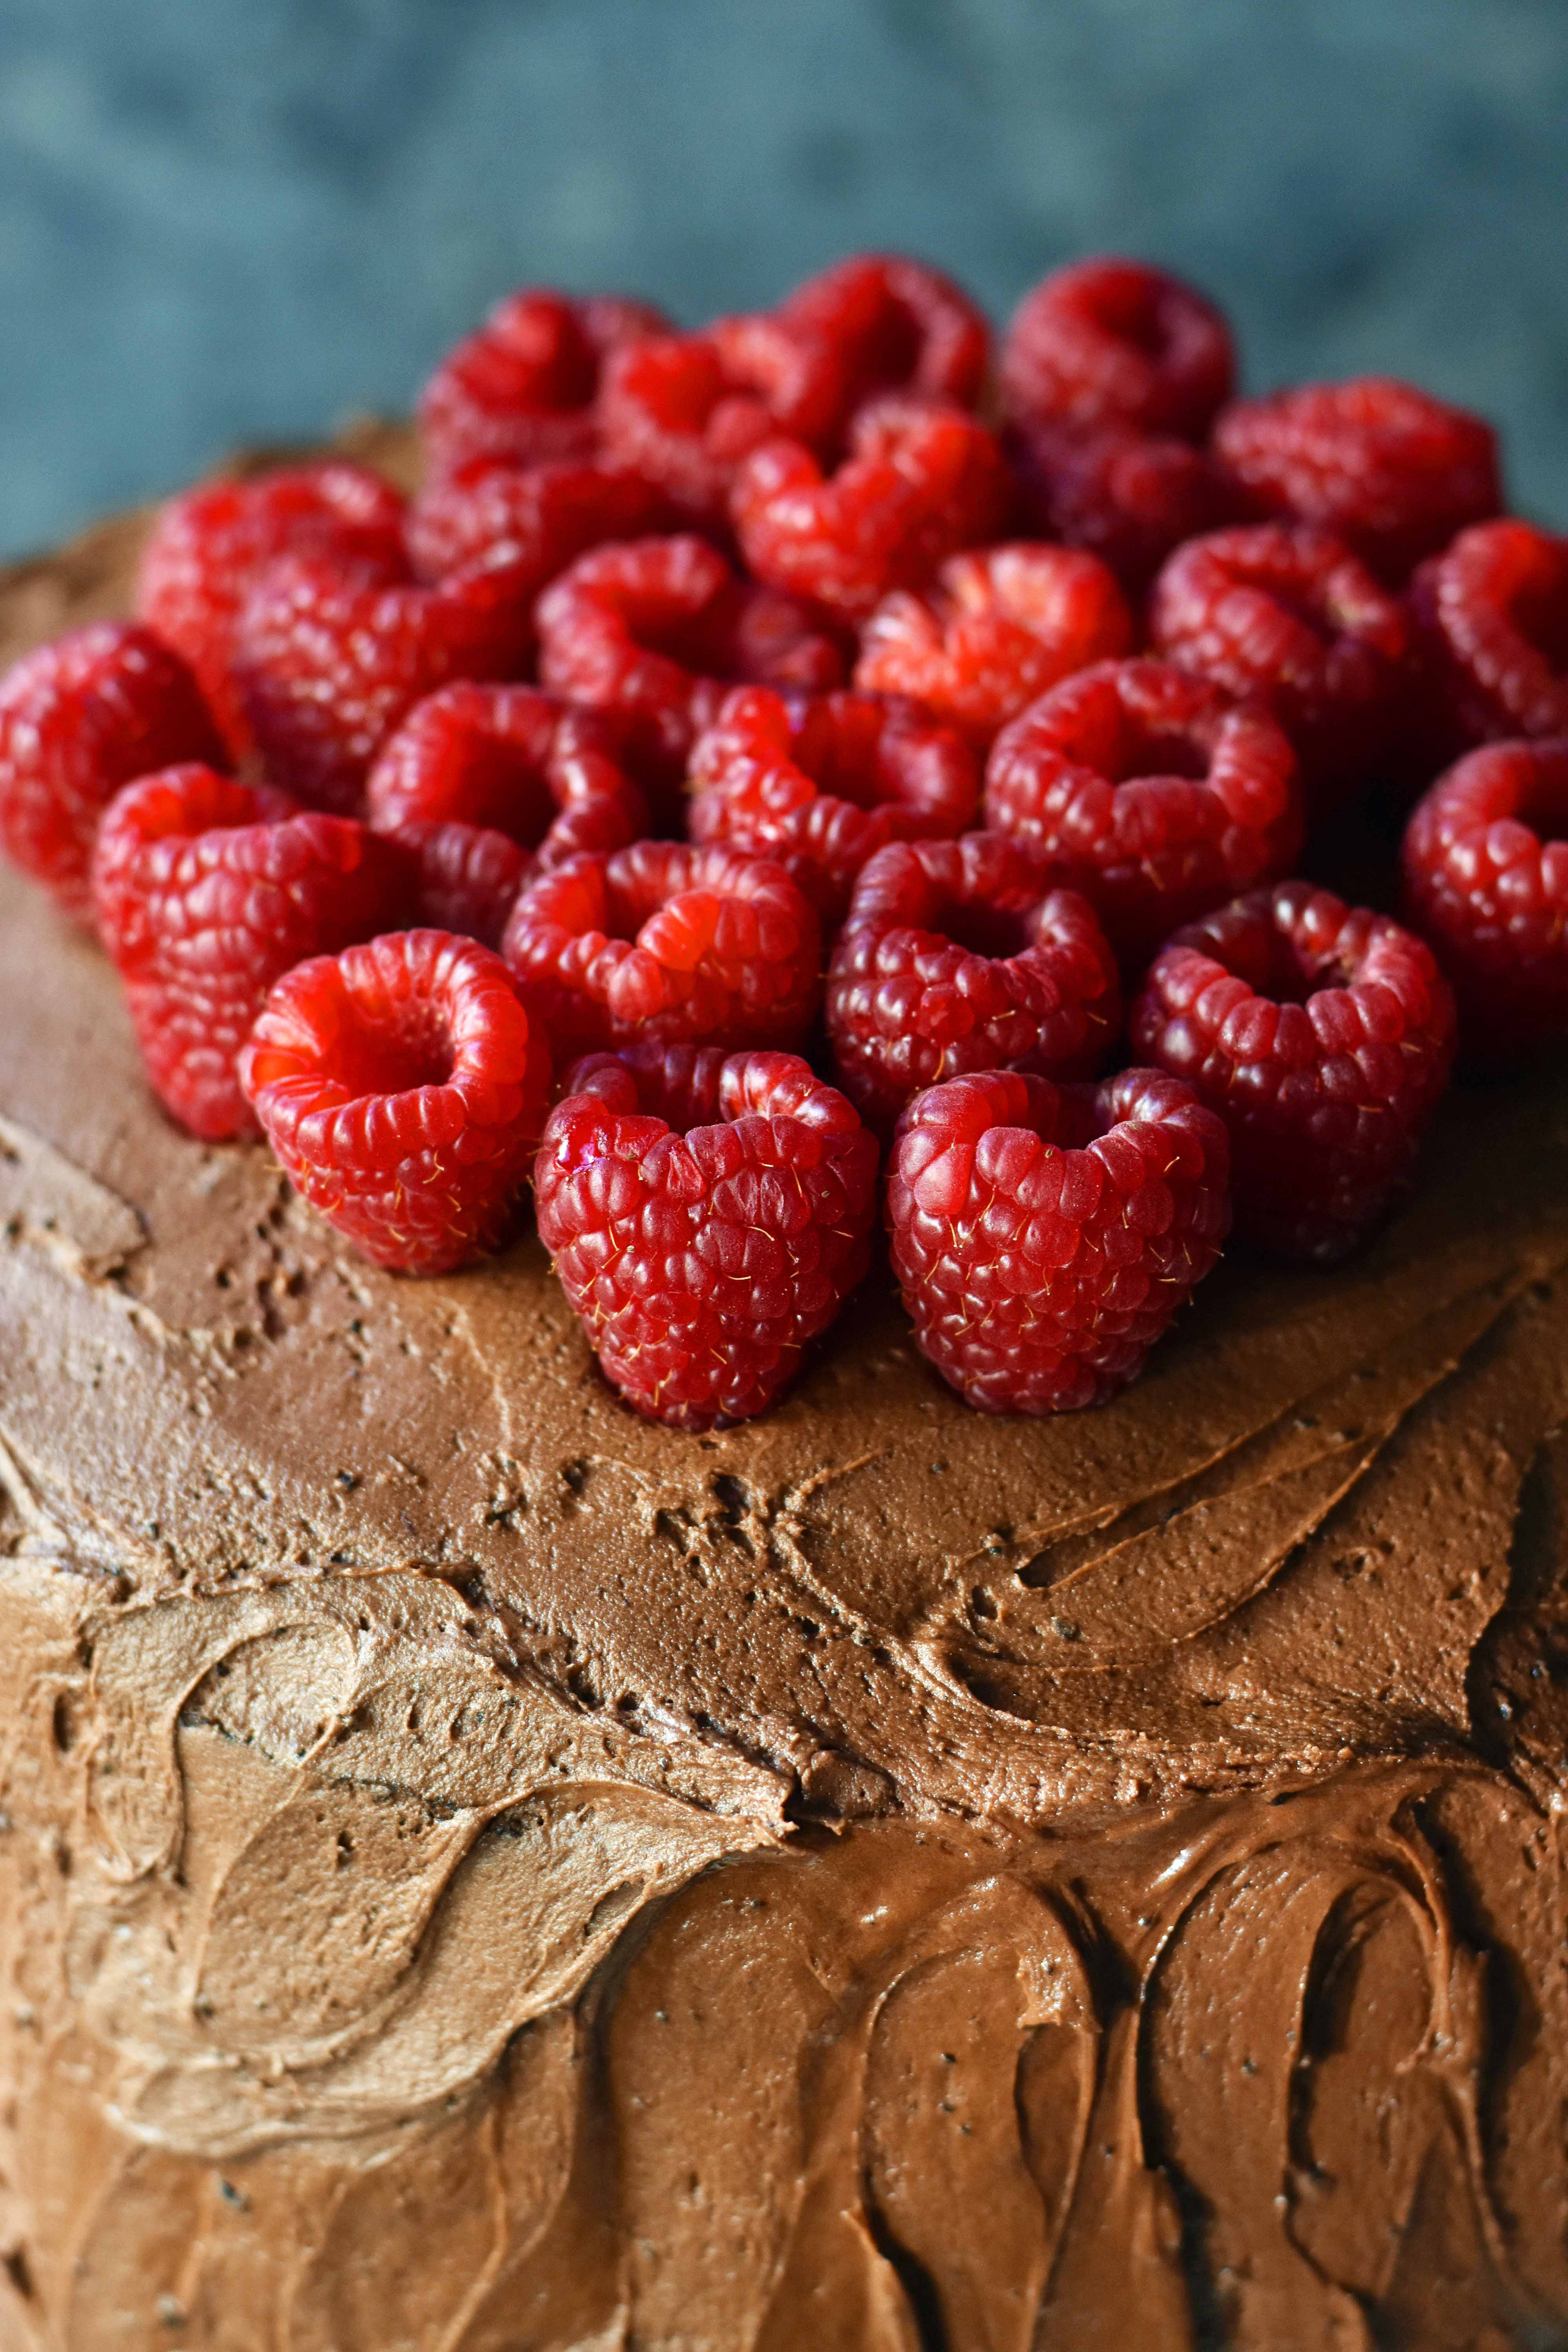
[502,838,820,1057]
[1005,419,1244,600]
[687,684,978,918]
[1001,258,1235,443]
[1131,881,1455,1263]
[417,288,669,477]
[983,657,1303,966]
[826,833,1121,1130]
[405,456,668,589]
[239,928,552,1275]
[887,1066,1230,1415]
[1407,520,1568,755]
[0,622,225,922]
[535,1044,879,1430]
[93,765,409,1140]
[777,252,991,416]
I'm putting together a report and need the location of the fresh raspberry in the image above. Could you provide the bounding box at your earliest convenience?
[731,393,1013,624]
[1212,378,1501,586]
[983,658,1303,965]
[777,252,991,415]
[365,682,647,947]
[405,456,668,587]
[92,765,408,1140]
[1001,259,1235,442]
[687,683,978,918]
[133,464,407,760]
[239,928,552,1274]
[1401,740,1568,1055]
[502,839,820,1057]
[1130,882,1455,1263]
[417,289,669,477]
[887,1066,1230,1414]
[853,542,1133,746]
[1149,524,1414,807]
[1006,419,1245,597]
[535,1044,878,1429]
[826,834,1121,1130]
[0,622,225,922]
[1407,520,1568,755]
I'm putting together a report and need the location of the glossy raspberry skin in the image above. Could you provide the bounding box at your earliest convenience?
[93,765,408,1140]
[535,1044,879,1429]
[1131,882,1455,1263]
[1212,378,1501,586]
[417,289,669,477]
[984,659,1303,965]
[0,622,225,922]
[1006,420,1245,598]
[1407,521,1568,754]
[240,928,552,1274]
[405,456,668,588]
[503,839,821,1056]
[687,684,978,918]
[887,1066,1230,1415]
[777,252,991,415]
[854,542,1133,746]
[1001,259,1235,442]
[827,834,1121,1130]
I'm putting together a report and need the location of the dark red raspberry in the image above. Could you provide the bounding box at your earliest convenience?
[1212,378,1501,586]
[1001,258,1235,442]
[731,393,1013,624]
[417,289,668,477]
[777,252,991,415]
[405,456,668,587]
[687,684,978,918]
[503,839,820,1056]
[1401,740,1568,1055]
[0,622,225,922]
[535,1043,878,1429]
[1006,419,1245,598]
[1130,882,1455,1263]
[134,464,407,760]
[1407,520,1568,754]
[826,834,1120,1130]
[854,542,1133,745]
[93,764,408,1140]
[983,658,1303,965]
[1149,524,1414,808]
[239,928,552,1274]
[887,1066,1230,1414]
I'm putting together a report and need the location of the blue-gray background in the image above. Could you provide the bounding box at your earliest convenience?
[3,0,1566,561]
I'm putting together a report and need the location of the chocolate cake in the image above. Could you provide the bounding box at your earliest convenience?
[3,434,1568,2352]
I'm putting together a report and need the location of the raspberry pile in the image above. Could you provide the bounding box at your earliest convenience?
[0,247,1554,1428]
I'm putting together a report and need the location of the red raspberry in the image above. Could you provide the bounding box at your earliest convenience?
[983,658,1303,965]
[1407,520,1568,754]
[92,765,408,1140]
[134,464,407,760]
[887,1066,1230,1414]
[777,252,991,415]
[0,622,225,922]
[405,456,668,587]
[1001,258,1235,442]
[417,289,669,477]
[687,683,978,918]
[1401,740,1568,1055]
[239,928,552,1274]
[1130,882,1455,1263]
[1212,378,1501,586]
[854,541,1133,745]
[826,834,1120,1130]
[731,393,1013,624]
[503,839,820,1056]
[1149,524,1414,808]
[1006,419,1245,597]
[535,1043,878,1429]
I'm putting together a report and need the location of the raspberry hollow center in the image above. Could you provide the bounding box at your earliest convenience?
[330,996,456,1099]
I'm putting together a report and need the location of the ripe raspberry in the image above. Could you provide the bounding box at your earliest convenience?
[93,765,408,1140]
[887,1066,1230,1415]
[405,456,668,588]
[418,289,669,477]
[826,834,1120,1130]
[1130,882,1455,1263]
[1006,419,1245,597]
[1212,378,1501,586]
[535,1043,878,1429]
[731,393,1013,624]
[365,682,647,947]
[1401,740,1568,1056]
[239,928,552,1274]
[687,683,978,918]
[984,658,1303,965]
[1001,258,1235,442]
[1407,520,1568,754]
[1149,524,1414,808]
[502,839,820,1057]
[0,622,225,922]
[854,542,1133,746]
[134,464,407,760]
[777,252,991,415]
